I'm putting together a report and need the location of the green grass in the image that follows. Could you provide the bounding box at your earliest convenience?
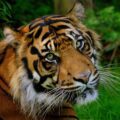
[75,69,120,120]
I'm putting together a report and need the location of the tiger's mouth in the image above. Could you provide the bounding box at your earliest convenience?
[64,87,98,104]
[67,88,97,104]
[41,85,98,105]
[18,70,98,117]
[31,69,99,105]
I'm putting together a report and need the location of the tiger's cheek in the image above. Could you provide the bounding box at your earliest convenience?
[37,61,47,75]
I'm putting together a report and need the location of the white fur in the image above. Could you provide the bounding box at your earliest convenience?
[11,68,64,119]
[33,71,40,83]
[4,27,16,43]
[76,89,98,105]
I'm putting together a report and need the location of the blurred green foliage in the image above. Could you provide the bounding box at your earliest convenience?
[0,0,53,25]
[0,0,53,38]
[84,5,120,63]
[85,7,120,42]
[11,0,53,24]
[0,0,13,23]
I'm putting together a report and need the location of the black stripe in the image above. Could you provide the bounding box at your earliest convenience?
[29,18,41,30]
[92,74,99,82]
[41,75,53,83]
[27,32,34,38]
[50,19,72,24]
[33,82,46,93]
[0,86,11,98]
[29,23,41,31]
[35,27,42,38]
[0,52,5,64]
[50,25,70,31]
[0,76,8,87]
[73,77,87,84]
[29,19,71,31]
[31,46,39,55]
[94,69,98,75]
[44,19,71,26]
[30,46,43,58]
[22,57,33,79]
[42,31,51,41]
[0,76,11,98]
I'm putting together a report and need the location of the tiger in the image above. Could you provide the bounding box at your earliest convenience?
[0,11,101,120]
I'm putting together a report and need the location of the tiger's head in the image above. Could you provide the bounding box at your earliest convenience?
[4,14,101,117]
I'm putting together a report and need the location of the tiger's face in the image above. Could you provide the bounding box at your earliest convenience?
[6,15,101,116]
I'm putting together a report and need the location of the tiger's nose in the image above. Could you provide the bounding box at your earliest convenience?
[73,71,91,84]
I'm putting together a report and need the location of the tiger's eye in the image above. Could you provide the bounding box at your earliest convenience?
[46,53,54,61]
[76,40,82,48]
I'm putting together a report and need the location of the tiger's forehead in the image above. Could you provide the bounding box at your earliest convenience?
[21,15,91,54]
[24,15,81,45]
[23,15,80,36]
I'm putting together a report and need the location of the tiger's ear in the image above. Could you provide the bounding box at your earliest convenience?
[3,27,24,47]
[4,27,18,42]
[66,2,85,21]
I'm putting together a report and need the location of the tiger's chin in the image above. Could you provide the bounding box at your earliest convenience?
[19,85,98,119]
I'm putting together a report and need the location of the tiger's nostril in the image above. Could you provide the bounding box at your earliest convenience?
[73,71,91,84]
